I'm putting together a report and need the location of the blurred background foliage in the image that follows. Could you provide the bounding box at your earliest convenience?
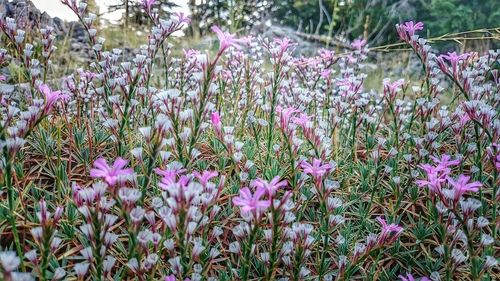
[271,0,500,43]
[108,0,499,50]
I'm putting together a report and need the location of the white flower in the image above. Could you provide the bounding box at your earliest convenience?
[53,267,66,280]
[480,234,494,246]
[74,262,90,278]
[451,249,467,265]
[0,251,20,272]
[484,256,498,269]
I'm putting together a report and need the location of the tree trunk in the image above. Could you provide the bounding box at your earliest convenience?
[125,0,129,29]
[189,0,201,39]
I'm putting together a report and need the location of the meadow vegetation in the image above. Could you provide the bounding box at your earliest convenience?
[0,1,498,280]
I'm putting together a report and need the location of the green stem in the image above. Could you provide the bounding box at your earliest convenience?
[266,206,281,281]
[241,225,258,281]
[4,160,25,271]
[265,65,283,168]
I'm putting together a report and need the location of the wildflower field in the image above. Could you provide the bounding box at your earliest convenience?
[0,1,499,280]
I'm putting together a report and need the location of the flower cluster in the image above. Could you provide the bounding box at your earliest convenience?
[0,5,498,281]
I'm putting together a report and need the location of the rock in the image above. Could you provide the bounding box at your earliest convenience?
[0,0,92,70]
[252,24,351,56]
[0,0,82,39]
[257,25,320,55]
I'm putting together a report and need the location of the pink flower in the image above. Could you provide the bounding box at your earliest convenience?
[183,49,200,60]
[416,164,448,194]
[320,69,331,79]
[292,113,310,127]
[141,0,155,11]
[447,174,481,201]
[211,25,244,54]
[251,176,287,197]
[377,217,403,245]
[459,113,470,127]
[300,159,332,179]
[277,106,299,132]
[437,52,469,77]
[336,78,362,94]
[155,168,185,190]
[496,153,500,171]
[383,79,405,100]
[377,217,403,236]
[439,52,469,67]
[401,21,424,37]
[211,112,220,123]
[399,273,430,281]
[232,187,270,215]
[90,157,134,186]
[275,38,293,54]
[396,21,424,42]
[0,75,6,81]
[39,83,64,113]
[211,111,222,134]
[165,275,175,281]
[72,183,83,206]
[193,170,218,186]
[383,79,404,92]
[416,155,459,194]
[155,167,185,178]
[174,12,191,25]
[430,154,461,169]
[351,38,366,50]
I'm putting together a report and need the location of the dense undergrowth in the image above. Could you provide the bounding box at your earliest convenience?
[0,1,499,280]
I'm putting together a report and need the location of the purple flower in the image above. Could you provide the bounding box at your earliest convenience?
[251,176,287,197]
[90,157,134,186]
[183,49,200,60]
[232,187,270,215]
[447,174,481,201]
[0,75,6,81]
[300,158,332,180]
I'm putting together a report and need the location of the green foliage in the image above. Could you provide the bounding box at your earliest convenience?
[108,0,178,27]
[188,0,272,37]
[270,0,499,45]
[272,0,419,44]
[424,0,500,35]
